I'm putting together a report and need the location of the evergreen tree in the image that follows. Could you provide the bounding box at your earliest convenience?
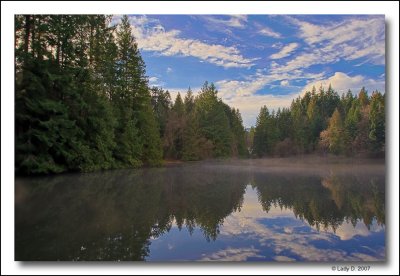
[195,82,232,157]
[151,87,172,138]
[164,93,186,159]
[15,14,385,175]
[182,89,202,160]
[184,87,195,114]
[253,106,269,157]
[358,87,369,107]
[369,91,385,155]
[114,15,162,166]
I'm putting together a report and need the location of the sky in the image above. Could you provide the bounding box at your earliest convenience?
[148,185,384,261]
[113,15,385,127]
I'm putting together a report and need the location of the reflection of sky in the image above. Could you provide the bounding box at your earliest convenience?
[147,186,385,261]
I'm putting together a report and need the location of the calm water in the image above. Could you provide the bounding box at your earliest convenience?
[15,160,385,261]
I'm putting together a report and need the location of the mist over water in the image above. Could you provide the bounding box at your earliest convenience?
[15,159,385,261]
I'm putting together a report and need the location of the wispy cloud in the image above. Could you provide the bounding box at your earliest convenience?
[203,15,248,29]
[123,15,256,68]
[201,247,263,261]
[267,16,384,79]
[258,26,282,38]
[288,16,385,64]
[270,43,299,59]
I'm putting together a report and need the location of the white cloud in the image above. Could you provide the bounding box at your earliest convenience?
[280,80,289,86]
[271,42,283,49]
[124,15,256,68]
[258,26,281,38]
[203,15,248,29]
[216,72,383,126]
[215,70,325,126]
[216,78,270,99]
[267,16,385,79]
[201,247,263,261]
[270,43,299,59]
[325,220,384,241]
[217,186,385,262]
[289,16,385,65]
[301,72,385,95]
[148,76,158,83]
[166,67,173,73]
[224,93,299,127]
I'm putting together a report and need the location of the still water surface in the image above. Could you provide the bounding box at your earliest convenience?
[15,160,385,261]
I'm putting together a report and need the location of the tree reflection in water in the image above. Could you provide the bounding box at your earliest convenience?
[15,163,384,261]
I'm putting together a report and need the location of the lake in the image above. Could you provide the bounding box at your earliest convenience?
[15,158,385,261]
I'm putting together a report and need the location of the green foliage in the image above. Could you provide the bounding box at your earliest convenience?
[253,106,279,157]
[15,14,384,175]
[228,108,247,157]
[15,60,84,174]
[253,84,385,157]
[194,82,233,158]
[158,82,247,160]
[15,15,162,175]
[151,87,172,138]
[368,91,385,155]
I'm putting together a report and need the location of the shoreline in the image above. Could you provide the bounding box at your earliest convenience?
[16,154,385,177]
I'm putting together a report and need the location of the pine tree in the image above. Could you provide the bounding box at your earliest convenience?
[151,87,172,139]
[164,93,186,159]
[253,106,269,157]
[195,82,232,157]
[114,15,162,166]
[369,91,385,155]
[184,87,195,114]
[182,89,201,160]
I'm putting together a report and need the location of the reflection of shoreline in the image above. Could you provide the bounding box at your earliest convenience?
[253,171,385,231]
[215,185,385,261]
[15,163,385,261]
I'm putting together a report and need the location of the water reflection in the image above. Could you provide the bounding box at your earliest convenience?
[15,162,385,261]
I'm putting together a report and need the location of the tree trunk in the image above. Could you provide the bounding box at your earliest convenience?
[24,15,31,54]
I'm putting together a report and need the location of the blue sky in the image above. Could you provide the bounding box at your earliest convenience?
[114,15,385,127]
[147,185,385,261]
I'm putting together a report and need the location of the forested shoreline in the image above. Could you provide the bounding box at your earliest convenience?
[250,85,385,158]
[15,15,246,175]
[15,15,385,175]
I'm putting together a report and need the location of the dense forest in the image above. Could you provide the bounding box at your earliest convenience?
[15,15,246,175]
[15,15,385,175]
[251,85,385,158]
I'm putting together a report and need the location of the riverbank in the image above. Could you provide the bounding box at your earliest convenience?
[166,154,386,176]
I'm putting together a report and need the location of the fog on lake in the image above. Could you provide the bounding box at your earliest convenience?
[15,159,385,261]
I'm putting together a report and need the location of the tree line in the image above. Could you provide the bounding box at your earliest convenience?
[252,85,385,157]
[15,15,246,175]
[151,83,247,161]
[15,15,385,175]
